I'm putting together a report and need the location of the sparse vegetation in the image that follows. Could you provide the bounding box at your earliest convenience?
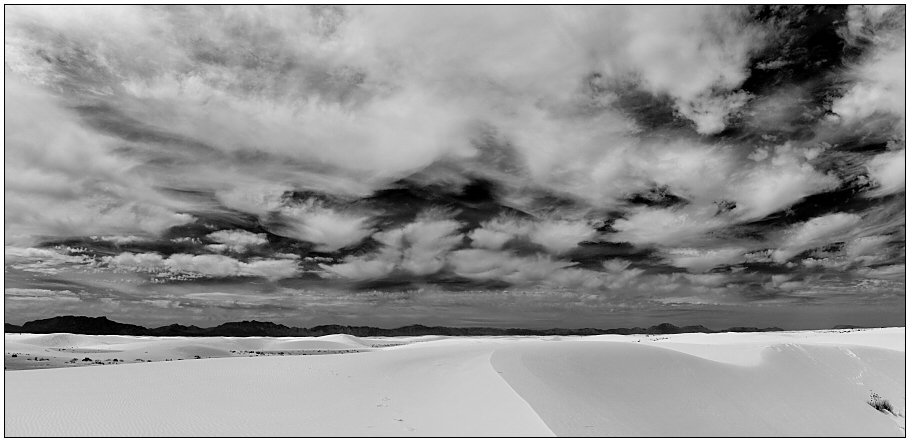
[868,392,895,414]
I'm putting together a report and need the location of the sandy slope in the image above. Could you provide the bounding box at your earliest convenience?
[4,329,904,436]
[492,341,903,436]
[4,337,551,437]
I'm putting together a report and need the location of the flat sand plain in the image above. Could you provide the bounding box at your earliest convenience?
[4,328,904,436]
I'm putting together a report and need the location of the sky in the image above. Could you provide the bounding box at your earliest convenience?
[4,5,906,330]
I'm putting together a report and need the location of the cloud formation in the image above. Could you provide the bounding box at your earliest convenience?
[275,203,374,252]
[104,252,300,281]
[4,6,905,328]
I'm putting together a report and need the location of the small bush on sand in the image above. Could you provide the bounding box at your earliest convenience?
[868,392,895,414]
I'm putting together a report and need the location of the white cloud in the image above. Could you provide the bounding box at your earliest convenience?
[467,217,533,250]
[103,252,167,270]
[378,218,464,276]
[468,217,597,254]
[276,204,374,252]
[599,261,646,289]
[318,217,463,279]
[204,244,231,254]
[206,230,268,252]
[865,149,905,197]
[766,274,805,291]
[602,259,632,273]
[845,235,892,260]
[104,252,300,280]
[528,220,598,255]
[726,144,841,221]
[855,264,905,281]
[675,91,751,135]
[448,249,576,285]
[4,288,82,304]
[771,213,863,263]
[610,206,726,246]
[215,183,288,218]
[5,247,94,275]
[239,259,302,280]
[163,254,242,277]
[468,228,516,251]
[100,235,146,245]
[5,6,776,221]
[834,5,905,138]
[663,248,747,273]
[4,78,196,241]
[5,247,85,264]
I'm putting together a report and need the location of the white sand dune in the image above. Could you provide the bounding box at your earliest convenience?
[492,341,903,436]
[12,333,143,348]
[5,338,552,437]
[4,328,904,436]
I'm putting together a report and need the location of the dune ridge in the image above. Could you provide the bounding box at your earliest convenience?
[5,328,904,437]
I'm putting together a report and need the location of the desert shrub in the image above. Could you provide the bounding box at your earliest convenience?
[82,357,92,362]
[868,392,895,414]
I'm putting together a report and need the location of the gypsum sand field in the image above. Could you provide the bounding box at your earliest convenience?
[4,328,905,437]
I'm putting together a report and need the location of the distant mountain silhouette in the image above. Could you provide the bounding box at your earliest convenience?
[148,323,207,336]
[5,323,22,333]
[206,321,303,337]
[12,316,147,336]
[3,315,790,337]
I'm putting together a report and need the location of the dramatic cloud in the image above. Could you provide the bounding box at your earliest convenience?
[865,149,906,197]
[833,5,905,136]
[729,144,841,221]
[610,206,726,246]
[4,6,905,328]
[275,204,374,252]
[772,213,864,263]
[320,216,463,279]
[4,79,196,240]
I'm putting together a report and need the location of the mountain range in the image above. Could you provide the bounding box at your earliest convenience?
[2,316,791,337]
